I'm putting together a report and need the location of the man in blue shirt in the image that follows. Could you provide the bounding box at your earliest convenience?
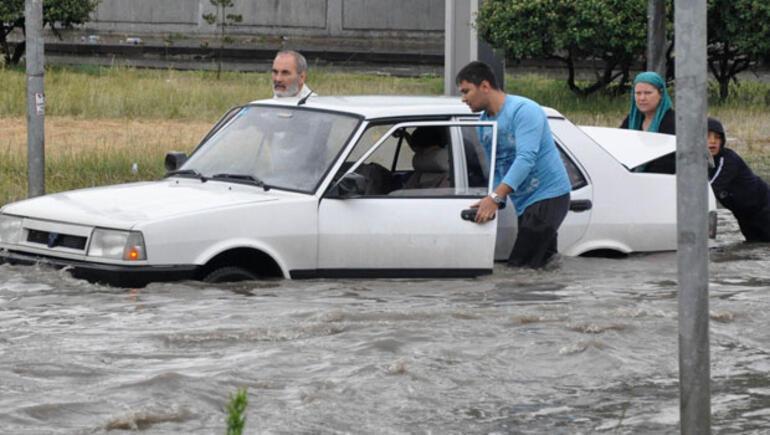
[456,61,571,268]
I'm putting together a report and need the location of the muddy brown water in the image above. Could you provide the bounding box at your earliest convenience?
[0,209,768,434]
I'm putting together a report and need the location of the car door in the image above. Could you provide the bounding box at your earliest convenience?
[316,120,499,277]
[550,119,594,255]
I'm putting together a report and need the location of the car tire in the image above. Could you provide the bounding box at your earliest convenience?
[203,266,258,283]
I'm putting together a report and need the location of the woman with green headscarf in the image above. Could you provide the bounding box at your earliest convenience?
[620,71,675,134]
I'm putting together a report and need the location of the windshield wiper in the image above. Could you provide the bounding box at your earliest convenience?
[210,173,270,191]
[165,169,208,182]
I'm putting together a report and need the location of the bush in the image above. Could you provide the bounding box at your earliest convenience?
[477,0,648,96]
[0,0,99,65]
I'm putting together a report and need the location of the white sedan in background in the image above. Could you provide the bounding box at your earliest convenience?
[0,96,716,286]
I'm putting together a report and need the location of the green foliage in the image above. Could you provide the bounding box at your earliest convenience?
[226,388,248,435]
[0,0,99,65]
[477,0,649,96]
[707,0,770,100]
[479,0,770,101]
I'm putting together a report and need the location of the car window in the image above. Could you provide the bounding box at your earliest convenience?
[459,126,491,191]
[182,106,360,193]
[555,141,588,190]
[334,122,493,197]
[345,123,400,168]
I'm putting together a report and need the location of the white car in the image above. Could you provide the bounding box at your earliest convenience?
[0,96,716,286]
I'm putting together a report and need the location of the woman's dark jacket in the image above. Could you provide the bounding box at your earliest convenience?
[620,109,676,135]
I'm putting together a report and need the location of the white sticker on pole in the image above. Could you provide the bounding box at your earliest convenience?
[35,93,45,115]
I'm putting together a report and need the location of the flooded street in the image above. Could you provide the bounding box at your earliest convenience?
[1,210,769,434]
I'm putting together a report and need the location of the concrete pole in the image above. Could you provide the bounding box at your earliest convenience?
[444,0,504,96]
[675,0,710,433]
[25,0,45,197]
[647,0,667,76]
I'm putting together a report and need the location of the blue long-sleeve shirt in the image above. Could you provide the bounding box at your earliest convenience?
[480,95,571,215]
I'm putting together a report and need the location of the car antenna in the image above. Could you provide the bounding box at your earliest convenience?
[297,93,312,106]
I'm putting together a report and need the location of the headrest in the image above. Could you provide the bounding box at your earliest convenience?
[409,127,449,152]
[412,146,449,173]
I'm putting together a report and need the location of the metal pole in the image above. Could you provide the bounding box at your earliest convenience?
[675,0,710,433]
[444,0,504,96]
[647,0,667,76]
[444,0,456,96]
[25,0,45,197]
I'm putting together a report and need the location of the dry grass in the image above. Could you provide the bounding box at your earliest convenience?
[0,117,210,204]
[0,117,208,155]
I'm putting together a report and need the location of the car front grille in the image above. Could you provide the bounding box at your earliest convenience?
[27,229,88,250]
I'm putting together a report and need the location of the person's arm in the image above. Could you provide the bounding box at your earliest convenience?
[500,103,544,191]
[474,103,544,223]
[709,150,741,195]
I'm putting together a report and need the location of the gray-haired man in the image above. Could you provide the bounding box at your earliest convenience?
[271,50,316,99]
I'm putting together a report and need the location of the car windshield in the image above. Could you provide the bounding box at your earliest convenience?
[180,105,361,192]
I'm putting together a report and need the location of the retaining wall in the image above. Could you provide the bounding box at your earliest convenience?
[81,0,445,52]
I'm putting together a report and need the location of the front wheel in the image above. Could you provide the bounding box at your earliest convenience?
[203,266,258,283]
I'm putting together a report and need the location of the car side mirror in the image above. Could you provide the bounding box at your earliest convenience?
[327,172,367,198]
[164,152,188,172]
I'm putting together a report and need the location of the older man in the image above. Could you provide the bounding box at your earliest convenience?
[271,50,316,99]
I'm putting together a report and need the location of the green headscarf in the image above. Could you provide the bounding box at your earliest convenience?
[627,71,673,133]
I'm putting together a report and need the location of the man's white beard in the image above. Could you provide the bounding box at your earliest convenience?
[274,81,301,98]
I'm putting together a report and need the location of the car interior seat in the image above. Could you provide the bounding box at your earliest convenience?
[402,126,451,189]
[354,162,392,194]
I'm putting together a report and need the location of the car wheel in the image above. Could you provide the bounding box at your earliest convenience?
[203,266,258,283]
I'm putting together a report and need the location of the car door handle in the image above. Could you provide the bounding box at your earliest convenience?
[461,208,478,221]
[461,208,496,222]
[569,199,592,212]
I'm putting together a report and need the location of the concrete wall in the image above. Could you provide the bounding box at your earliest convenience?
[84,0,445,41]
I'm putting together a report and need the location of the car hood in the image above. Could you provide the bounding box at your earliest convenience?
[1,179,281,228]
[579,126,676,169]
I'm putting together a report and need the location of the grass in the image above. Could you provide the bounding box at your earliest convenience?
[225,388,248,435]
[0,65,442,120]
[0,64,768,205]
[0,117,209,204]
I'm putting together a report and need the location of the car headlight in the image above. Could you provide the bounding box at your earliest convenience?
[88,229,147,261]
[0,215,23,244]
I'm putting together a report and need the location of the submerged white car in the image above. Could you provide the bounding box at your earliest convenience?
[0,96,716,286]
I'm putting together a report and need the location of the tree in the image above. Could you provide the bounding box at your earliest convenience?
[477,0,648,96]
[0,0,98,65]
[202,0,242,79]
[707,0,770,101]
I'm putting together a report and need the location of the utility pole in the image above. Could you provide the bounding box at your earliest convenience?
[25,0,46,197]
[444,0,504,96]
[675,0,710,433]
[647,0,667,76]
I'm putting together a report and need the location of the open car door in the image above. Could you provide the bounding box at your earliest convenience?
[315,120,499,277]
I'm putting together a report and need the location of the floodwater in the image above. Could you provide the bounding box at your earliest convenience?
[0,210,768,434]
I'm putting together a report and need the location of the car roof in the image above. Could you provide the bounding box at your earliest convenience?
[579,126,677,169]
[250,95,564,120]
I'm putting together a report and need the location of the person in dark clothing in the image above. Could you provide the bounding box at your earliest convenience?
[707,117,770,242]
